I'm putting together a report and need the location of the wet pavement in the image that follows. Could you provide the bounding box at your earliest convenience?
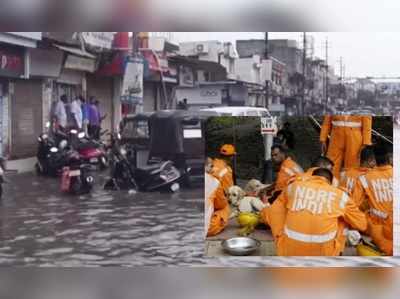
[1,156,399,266]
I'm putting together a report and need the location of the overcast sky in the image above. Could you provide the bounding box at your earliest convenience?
[171,32,400,78]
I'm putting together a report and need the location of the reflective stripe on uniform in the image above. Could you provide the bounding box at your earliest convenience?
[370,208,388,219]
[332,121,362,128]
[359,175,369,189]
[284,226,337,243]
[282,167,295,176]
[293,165,304,173]
[332,177,339,188]
[339,192,349,209]
[218,168,228,178]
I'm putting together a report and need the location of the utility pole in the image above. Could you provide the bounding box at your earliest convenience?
[264,32,269,108]
[262,31,273,184]
[301,32,307,115]
[131,32,142,114]
[324,38,329,114]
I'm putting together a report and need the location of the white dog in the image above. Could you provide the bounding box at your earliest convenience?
[227,185,268,219]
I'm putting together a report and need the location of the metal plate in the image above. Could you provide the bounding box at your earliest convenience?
[221,237,261,256]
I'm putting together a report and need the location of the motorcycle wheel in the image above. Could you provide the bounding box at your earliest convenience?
[35,162,43,176]
[71,178,82,195]
[99,155,109,170]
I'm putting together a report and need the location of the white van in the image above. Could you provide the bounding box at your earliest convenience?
[199,106,271,117]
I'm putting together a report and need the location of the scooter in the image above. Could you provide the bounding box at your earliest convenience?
[75,131,109,170]
[60,129,95,195]
[35,122,69,176]
[104,133,181,192]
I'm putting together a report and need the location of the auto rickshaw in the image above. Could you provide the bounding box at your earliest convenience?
[119,110,217,186]
[147,110,218,186]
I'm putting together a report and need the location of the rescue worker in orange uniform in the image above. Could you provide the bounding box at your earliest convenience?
[339,146,376,202]
[290,156,338,187]
[211,144,236,190]
[320,115,372,179]
[268,144,303,200]
[206,145,236,236]
[261,168,367,256]
[353,146,393,255]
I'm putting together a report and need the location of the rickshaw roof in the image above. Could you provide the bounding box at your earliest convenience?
[149,109,218,121]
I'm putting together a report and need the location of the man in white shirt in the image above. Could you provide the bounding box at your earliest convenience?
[53,95,68,131]
[70,96,83,129]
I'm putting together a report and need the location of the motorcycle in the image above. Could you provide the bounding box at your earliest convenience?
[35,122,70,176]
[75,131,109,170]
[60,129,95,195]
[36,134,70,177]
[104,133,181,192]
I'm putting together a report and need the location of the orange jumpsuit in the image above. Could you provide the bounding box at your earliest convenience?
[261,176,367,256]
[339,167,370,198]
[320,115,372,178]
[206,158,233,237]
[356,165,393,255]
[288,167,339,187]
[275,157,303,192]
[211,158,234,191]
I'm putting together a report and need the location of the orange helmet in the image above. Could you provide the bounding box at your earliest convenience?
[220,144,236,156]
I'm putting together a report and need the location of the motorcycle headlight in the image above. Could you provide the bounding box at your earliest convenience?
[59,140,68,150]
[50,147,59,153]
[70,129,78,135]
[78,132,85,139]
[120,147,127,156]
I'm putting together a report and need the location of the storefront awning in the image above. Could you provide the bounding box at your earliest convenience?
[54,44,96,59]
[168,55,227,75]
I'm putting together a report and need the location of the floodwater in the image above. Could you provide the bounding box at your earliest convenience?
[0,172,205,266]
[1,126,399,267]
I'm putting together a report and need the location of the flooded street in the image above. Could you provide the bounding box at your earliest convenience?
[0,172,205,266]
[1,158,399,266]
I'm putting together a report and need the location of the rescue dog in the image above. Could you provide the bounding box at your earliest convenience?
[227,185,268,219]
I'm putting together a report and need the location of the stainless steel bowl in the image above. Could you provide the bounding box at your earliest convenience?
[221,237,261,256]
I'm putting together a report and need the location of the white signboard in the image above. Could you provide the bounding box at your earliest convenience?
[176,86,222,105]
[183,129,202,139]
[261,116,278,135]
[121,57,144,104]
[64,55,96,73]
[81,32,114,49]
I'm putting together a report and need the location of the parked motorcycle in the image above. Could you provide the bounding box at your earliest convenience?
[74,131,109,170]
[60,129,94,195]
[104,133,181,192]
[35,122,69,176]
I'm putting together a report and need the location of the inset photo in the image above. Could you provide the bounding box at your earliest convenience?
[205,115,393,256]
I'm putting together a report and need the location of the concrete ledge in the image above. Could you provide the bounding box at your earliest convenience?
[5,157,36,173]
